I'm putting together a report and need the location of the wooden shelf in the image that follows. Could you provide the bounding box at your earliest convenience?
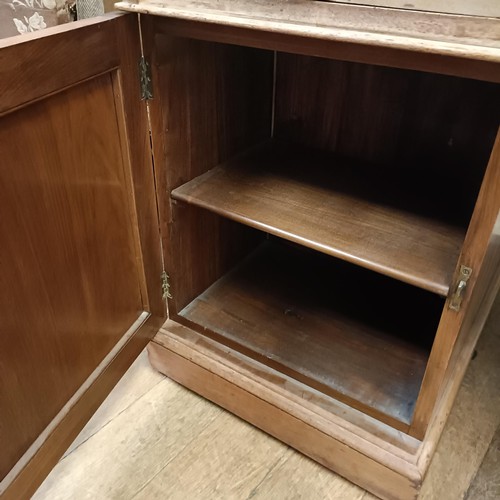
[172,143,465,296]
[178,241,444,428]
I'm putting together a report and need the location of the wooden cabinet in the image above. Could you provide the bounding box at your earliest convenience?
[0,4,499,499]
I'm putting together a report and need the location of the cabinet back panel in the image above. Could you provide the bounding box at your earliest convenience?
[148,31,273,312]
[274,53,500,226]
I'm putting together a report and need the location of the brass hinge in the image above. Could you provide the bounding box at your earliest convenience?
[449,265,472,312]
[139,56,153,100]
[161,271,172,300]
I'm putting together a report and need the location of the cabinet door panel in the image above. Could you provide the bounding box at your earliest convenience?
[0,14,164,498]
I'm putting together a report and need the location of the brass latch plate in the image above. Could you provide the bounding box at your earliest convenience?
[449,265,472,311]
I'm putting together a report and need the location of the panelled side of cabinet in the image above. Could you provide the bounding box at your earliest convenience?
[0,14,164,500]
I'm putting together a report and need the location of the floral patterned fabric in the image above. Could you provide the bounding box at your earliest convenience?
[0,0,70,38]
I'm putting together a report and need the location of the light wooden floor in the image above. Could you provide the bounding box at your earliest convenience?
[34,295,500,500]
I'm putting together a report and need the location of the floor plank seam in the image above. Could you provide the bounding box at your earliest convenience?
[463,422,500,500]
[61,377,165,461]
[245,449,292,500]
[128,399,224,500]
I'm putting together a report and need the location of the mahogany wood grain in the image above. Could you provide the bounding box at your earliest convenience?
[0,73,142,483]
[149,322,422,500]
[410,130,500,438]
[177,241,443,428]
[0,15,121,115]
[0,14,164,496]
[144,27,273,313]
[172,144,465,296]
[118,4,500,83]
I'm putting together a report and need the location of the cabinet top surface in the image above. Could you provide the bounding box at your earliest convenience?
[115,0,500,61]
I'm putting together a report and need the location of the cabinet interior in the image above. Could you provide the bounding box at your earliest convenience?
[155,34,499,431]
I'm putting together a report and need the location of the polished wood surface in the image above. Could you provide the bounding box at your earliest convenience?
[0,73,141,483]
[178,240,443,428]
[0,16,120,115]
[149,322,422,500]
[144,27,272,313]
[172,143,466,296]
[0,14,164,497]
[410,130,500,438]
[118,1,500,83]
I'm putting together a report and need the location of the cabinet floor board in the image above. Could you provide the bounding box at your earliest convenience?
[172,143,465,296]
[177,241,444,427]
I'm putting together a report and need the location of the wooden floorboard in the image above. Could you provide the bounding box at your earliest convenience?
[133,411,291,499]
[465,424,500,500]
[62,350,164,458]
[33,351,223,500]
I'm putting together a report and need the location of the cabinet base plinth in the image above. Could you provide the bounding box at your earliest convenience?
[149,320,427,500]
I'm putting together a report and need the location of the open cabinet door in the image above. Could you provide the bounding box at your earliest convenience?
[0,13,165,499]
